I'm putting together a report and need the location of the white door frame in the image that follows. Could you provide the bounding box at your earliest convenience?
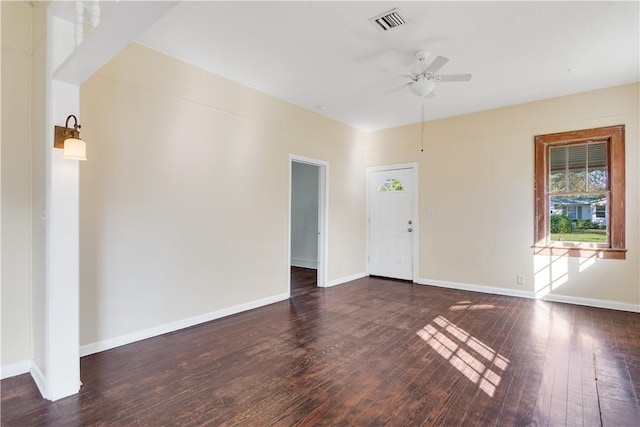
[366,162,419,282]
[289,155,329,291]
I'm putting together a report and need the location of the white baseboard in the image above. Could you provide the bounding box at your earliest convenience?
[291,258,318,269]
[1,360,48,400]
[541,293,639,313]
[418,278,535,299]
[1,359,31,380]
[324,272,367,288]
[80,292,290,357]
[30,360,47,399]
[418,277,639,313]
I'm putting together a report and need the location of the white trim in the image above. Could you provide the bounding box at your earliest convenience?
[291,258,319,269]
[30,361,47,398]
[418,278,639,313]
[411,165,419,282]
[366,163,419,282]
[79,293,289,357]
[290,155,329,168]
[289,155,329,288]
[540,293,639,313]
[1,360,31,380]
[418,278,535,299]
[318,163,328,287]
[325,272,367,288]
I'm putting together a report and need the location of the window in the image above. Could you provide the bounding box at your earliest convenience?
[534,125,625,259]
[378,178,404,192]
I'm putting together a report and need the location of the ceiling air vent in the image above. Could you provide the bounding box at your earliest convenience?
[369,8,407,32]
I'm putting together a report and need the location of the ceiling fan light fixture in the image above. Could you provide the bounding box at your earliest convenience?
[409,79,436,97]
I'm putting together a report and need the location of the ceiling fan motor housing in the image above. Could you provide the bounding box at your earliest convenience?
[414,50,430,63]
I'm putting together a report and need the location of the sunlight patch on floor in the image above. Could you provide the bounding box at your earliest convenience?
[417,316,510,397]
[449,300,496,311]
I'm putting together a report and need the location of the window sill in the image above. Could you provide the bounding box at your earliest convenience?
[532,245,627,260]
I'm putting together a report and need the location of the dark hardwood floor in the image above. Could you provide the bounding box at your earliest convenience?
[2,268,639,426]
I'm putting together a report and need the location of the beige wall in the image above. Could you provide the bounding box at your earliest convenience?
[29,0,48,375]
[365,83,639,307]
[79,44,366,346]
[1,1,32,370]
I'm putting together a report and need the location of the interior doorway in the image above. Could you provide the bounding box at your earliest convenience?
[289,155,328,295]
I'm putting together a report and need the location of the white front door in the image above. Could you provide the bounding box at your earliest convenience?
[368,167,415,280]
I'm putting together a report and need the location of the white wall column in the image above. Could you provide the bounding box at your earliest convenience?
[39,10,81,401]
[45,80,81,400]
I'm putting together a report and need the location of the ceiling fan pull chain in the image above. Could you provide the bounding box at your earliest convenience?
[421,102,425,152]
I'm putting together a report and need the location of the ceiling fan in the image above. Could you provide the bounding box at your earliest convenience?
[392,50,472,98]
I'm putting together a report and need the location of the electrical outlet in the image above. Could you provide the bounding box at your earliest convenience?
[517,274,525,285]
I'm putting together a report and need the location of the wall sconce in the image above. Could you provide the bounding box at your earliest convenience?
[54,114,87,161]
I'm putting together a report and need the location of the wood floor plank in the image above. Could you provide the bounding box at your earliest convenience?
[2,267,639,426]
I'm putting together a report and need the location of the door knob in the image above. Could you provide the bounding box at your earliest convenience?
[408,220,413,225]
[407,227,413,232]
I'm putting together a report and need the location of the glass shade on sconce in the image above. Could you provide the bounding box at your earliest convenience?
[63,138,87,161]
[54,114,87,161]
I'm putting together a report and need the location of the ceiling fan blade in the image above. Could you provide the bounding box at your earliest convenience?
[424,56,449,74]
[385,82,412,94]
[435,73,472,82]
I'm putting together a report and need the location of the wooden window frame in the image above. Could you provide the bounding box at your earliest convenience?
[534,125,626,259]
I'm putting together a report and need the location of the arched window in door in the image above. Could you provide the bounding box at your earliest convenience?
[378,178,404,192]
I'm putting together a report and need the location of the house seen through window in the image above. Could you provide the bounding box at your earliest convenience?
[548,141,607,243]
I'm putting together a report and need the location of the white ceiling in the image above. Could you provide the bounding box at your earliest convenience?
[133,1,639,131]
